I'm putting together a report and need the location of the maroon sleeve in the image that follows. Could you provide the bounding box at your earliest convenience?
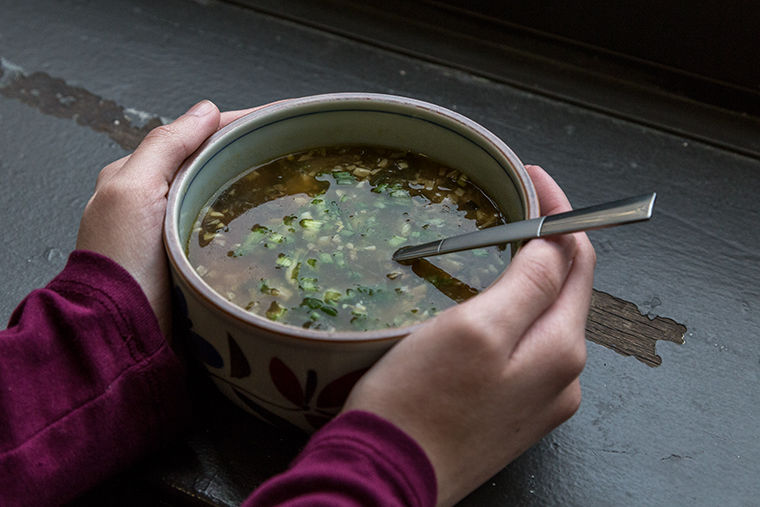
[244,410,437,507]
[0,250,189,505]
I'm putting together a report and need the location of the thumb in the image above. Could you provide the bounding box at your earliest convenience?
[120,99,221,184]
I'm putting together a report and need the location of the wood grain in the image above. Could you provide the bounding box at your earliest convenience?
[587,289,686,366]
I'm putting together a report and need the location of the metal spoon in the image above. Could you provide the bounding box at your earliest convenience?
[392,192,656,262]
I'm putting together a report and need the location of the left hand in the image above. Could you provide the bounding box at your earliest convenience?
[76,100,258,337]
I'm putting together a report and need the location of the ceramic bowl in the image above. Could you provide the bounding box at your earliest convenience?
[164,92,539,432]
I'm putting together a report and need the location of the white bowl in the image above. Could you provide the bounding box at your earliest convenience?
[164,92,539,432]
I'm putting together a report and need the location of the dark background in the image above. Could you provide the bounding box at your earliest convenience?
[437,0,759,99]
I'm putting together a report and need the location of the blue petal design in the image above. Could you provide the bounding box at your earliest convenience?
[172,286,224,369]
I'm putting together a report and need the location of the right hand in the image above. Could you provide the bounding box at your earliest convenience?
[342,164,596,506]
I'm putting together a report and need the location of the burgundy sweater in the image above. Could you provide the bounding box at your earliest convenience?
[0,251,435,506]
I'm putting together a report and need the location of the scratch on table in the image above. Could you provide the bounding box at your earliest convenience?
[661,454,694,461]
[587,290,686,367]
[591,447,632,455]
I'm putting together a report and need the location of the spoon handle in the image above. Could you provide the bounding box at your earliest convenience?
[392,193,656,262]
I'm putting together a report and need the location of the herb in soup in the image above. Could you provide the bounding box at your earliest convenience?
[186,145,509,331]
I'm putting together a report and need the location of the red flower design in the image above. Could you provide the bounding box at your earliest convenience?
[269,357,368,429]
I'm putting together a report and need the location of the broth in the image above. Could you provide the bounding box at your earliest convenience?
[186,145,509,331]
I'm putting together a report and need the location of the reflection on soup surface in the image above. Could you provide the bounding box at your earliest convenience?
[186,145,509,331]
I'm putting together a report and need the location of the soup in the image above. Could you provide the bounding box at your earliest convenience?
[186,145,509,331]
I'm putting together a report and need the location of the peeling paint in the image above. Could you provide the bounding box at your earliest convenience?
[0,58,162,150]
[587,290,686,367]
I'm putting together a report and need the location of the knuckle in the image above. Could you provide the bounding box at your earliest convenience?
[443,304,497,349]
[563,339,587,378]
[578,234,597,266]
[143,123,190,159]
[547,383,582,429]
[553,330,587,380]
[145,123,179,142]
[91,175,146,206]
[539,327,586,386]
[520,254,564,301]
[560,382,583,419]
[588,242,597,266]
[95,160,121,187]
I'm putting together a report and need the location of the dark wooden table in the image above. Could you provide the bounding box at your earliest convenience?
[2,1,759,505]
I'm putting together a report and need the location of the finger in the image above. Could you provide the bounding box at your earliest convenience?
[549,233,596,331]
[524,166,595,332]
[525,165,572,215]
[512,233,595,381]
[219,99,292,128]
[118,100,221,184]
[463,234,576,350]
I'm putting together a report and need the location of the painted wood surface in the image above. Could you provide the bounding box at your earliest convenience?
[1,1,758,505]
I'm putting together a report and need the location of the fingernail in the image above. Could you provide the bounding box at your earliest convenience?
[187,99,215,117]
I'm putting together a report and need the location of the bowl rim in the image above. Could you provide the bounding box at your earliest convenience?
[163,92,539,343]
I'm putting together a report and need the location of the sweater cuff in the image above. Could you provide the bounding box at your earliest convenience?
[48,249,189,440]
[49,250,165,350]
[296,410,437,506]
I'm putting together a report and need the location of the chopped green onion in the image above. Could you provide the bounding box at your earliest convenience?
[389,235,407,247]
[333,171,356,185]
[356,285,380,297]
[301,296,338,318]
[289,261,302,281]
[323,290,342,304]
[268,232,285,243]
[265,301,287,321]
[299,277,319,291]
[301,297,323,309]
[276,254,294,267]
[259,279,280,296]
[299,218,323,230]
[230,225,268,257]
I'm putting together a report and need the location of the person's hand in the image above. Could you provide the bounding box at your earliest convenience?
[77,100,259,337]
[342,164,596,506]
